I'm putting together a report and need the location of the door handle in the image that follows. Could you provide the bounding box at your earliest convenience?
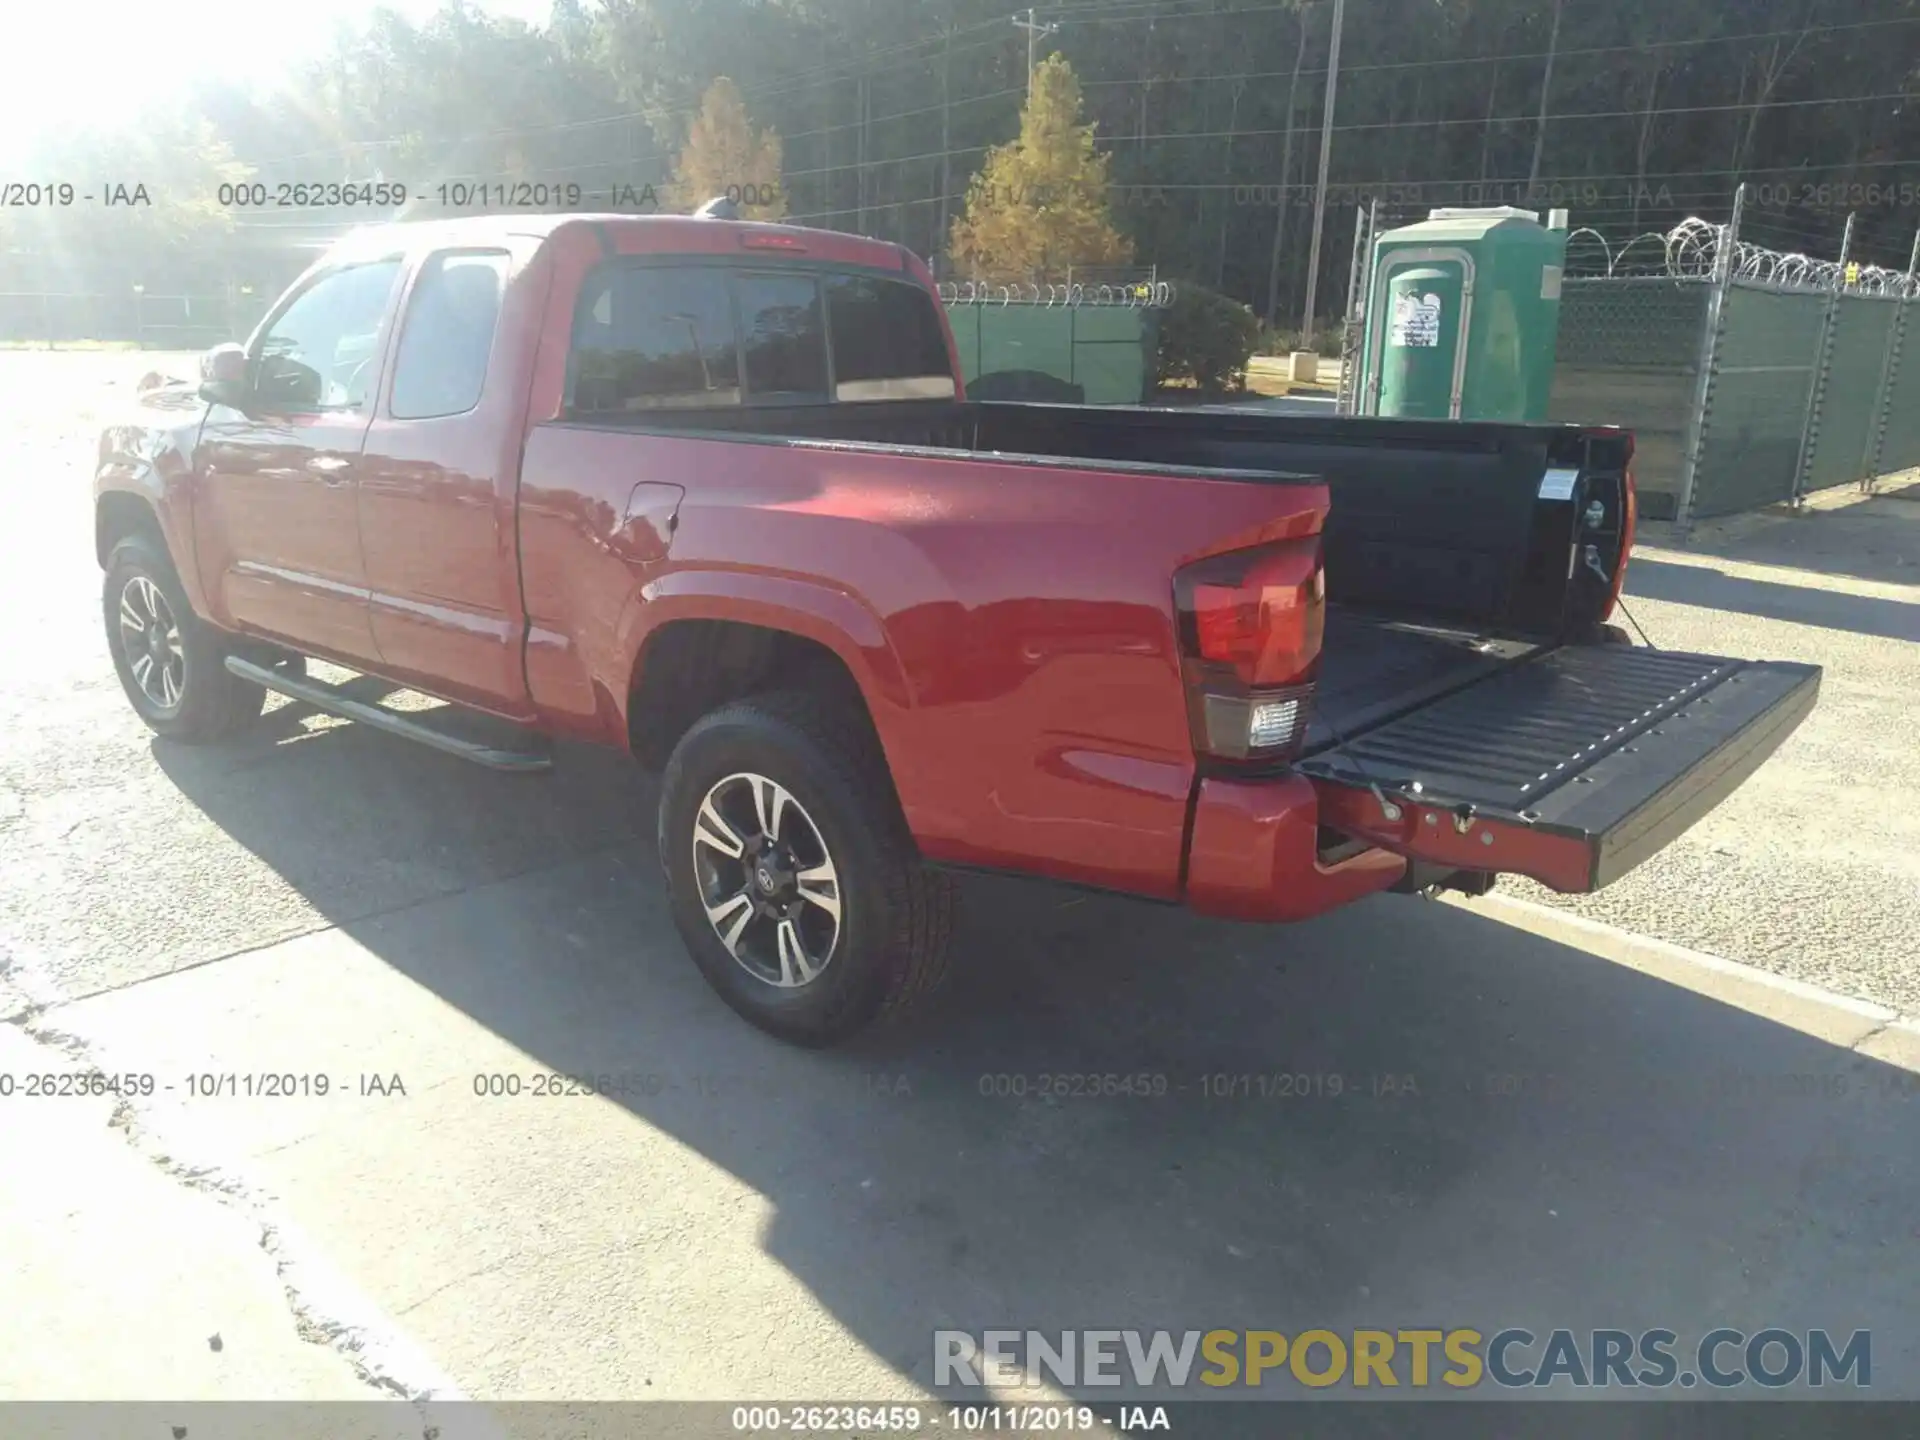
[306,455,352,485]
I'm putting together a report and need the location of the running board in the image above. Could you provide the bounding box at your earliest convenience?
[224,657,553,773]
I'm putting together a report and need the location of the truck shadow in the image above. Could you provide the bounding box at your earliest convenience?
[1647,481,1920,591]
[1626,557,1920,642]
[150,727,1920,1402]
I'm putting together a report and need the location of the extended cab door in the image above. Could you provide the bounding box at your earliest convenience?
[195,259,402,664]
[356,240,545,716]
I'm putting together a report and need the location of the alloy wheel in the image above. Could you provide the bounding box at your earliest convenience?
[690,771,843,987]
[118,575,185,711]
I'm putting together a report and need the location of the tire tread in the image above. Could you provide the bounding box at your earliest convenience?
[104,534,264,743]
[660,688,955,1043]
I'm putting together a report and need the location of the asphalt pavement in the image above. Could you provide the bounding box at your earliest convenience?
[1,353,1916,1421]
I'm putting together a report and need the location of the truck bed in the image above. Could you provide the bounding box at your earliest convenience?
[1305,608,1544,755]
[593,397,1624,641]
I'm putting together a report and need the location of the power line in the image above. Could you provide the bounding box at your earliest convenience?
[240,22,1019,171]
[1077,10,1920,87]
[225,8,1920,181]
[1097,89,1913,144]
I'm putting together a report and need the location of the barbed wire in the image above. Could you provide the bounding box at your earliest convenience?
[1563,216,1920,297]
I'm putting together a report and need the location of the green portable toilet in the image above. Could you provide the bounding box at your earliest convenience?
[1360,207,1568,422]
[1377,266,1464,419]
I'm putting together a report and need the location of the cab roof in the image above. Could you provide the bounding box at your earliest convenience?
[323,212,916,274]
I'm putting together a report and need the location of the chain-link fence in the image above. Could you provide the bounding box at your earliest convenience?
[1684,285,1828,518]
[1801,295,1898,494]
[1878,302,1920,476]
[941,287,1162,405]
[1555,275,1917,523]
[1549,205,1919,522]
[1548,280,1712,519]
[0,291,273,350]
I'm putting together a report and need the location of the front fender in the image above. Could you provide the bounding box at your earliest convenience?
[94,395,210,617]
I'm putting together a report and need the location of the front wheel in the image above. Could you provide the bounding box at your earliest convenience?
[658,691,954,1046]
[103,535,265,743]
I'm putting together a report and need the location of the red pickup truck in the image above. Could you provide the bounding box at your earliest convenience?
[95,211,1819,1044]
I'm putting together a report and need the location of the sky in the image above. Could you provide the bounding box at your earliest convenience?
[0,0,554,166]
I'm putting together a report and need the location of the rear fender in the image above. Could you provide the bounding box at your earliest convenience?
[618,567,913,743]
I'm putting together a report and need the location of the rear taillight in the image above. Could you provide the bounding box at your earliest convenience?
[1600,468,1637,623]
[1174,537,1325,762]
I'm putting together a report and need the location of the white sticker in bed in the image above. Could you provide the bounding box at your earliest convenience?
[1538,467,1580,501]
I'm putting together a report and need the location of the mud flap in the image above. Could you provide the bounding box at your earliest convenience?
[1300,645,1821,893]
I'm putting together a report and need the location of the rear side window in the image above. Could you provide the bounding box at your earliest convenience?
[736,272,829,402]
[571,266,740,412]
[390,250,508,419]
[825,274,955,400]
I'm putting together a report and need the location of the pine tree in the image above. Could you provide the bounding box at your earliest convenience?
[666,77,788,220]
[948,54,1132,283]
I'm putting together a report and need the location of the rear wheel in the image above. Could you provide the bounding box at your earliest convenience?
[658,691,954,1046]
[103,535,265,743]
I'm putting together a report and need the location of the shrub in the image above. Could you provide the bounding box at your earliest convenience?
[1154,283,1261,393]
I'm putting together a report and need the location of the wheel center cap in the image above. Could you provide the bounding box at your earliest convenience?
[755,865,777,893]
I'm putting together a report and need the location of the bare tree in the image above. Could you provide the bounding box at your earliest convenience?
[1731,0,1818,176]
[1631,54,1670,231]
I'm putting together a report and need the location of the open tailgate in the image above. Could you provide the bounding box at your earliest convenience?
[1299,645,1821,893]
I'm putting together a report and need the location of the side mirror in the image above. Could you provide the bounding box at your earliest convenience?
[197,343,252,411]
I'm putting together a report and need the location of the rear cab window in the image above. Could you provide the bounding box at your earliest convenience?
[823,273,954,400]
[736,272,829,402]
[565,259,953,413]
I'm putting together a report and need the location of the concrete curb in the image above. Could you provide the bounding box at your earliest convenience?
[1452,892,1920,1067]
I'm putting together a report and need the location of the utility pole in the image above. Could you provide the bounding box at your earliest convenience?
[1013,8,1060,98]
[857,0,872,234]
[857,70,870,233]
[1300,0,1347,348]
[1263,6,1309,328]
[939,24,953,263]
[1526,0,1563,199]
[855,0,875,235]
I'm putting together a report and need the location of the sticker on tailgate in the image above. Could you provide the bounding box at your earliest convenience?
[1538,467,1579,500]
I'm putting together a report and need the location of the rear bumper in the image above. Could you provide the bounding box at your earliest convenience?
[1183,772,1406,922]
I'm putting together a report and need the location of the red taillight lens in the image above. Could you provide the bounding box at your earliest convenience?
[1181,540,1325,688]
[740,231,807,251]
[1600,468,1637,623]
[1175,538,1325,762]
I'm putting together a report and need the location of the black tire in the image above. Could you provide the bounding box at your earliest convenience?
[103,534,265,743]
[658,691,955,1046]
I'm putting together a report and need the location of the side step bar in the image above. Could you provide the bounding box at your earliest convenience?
[225,656,553,773]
